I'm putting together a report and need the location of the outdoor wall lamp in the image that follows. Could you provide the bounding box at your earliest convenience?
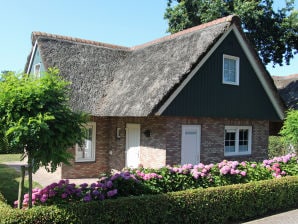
[143,129,151,137]
[116,128,121,139]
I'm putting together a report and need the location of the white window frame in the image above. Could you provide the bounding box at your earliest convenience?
[34,63,41,78]
[222,54,240,85]
[75,122,96,162]
[224,126,252,156]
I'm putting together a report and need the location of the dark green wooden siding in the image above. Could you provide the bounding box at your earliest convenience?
[162,32,280,121]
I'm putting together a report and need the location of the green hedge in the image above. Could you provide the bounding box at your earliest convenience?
[0,192,6,203]
[1,176,297,224]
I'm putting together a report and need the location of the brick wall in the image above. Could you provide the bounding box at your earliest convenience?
[61,116,269,178]
[61,117,110,179]
[165,117,269,165]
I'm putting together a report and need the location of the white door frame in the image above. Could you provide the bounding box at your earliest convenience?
[181,125,201,165]
[125,123,140,168]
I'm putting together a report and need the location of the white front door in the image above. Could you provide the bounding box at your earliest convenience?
[181,125,201,165]
[126,123,140,168]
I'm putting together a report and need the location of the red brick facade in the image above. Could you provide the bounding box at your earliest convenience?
[61,116,269,178]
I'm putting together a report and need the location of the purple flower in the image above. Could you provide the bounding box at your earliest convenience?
[90,183,97,188]
[110,173,120,181]
[99,194,105,201]
[61,193,68,199]
[40,195,48,203]
[106,180,113,188]
[48,189,56,197]
[83,194,92,202]
[80,183,88,188]
[107,189,118,197]
[92,190,100,196]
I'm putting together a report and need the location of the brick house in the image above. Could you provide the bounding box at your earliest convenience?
[25,15,284,178]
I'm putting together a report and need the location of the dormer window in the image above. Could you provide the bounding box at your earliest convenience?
[34,63,41,78]
[223,55,239,85]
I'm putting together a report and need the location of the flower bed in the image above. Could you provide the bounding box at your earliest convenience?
[16,153,298,208]
[2,176,298,224]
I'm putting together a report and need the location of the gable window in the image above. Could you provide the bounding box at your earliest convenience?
[224,126,251,156]
[75,122,96,162]
[223,54,239,85]
[34,63,41,78]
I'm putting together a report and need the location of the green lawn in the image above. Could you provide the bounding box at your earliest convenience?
[0,154,41,207]
[0,153,23,163]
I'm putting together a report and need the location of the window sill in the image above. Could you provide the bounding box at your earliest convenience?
[224,153,251,157]
[75,159,96,163]
[222,81,239,86]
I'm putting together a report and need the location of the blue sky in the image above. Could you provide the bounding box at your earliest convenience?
[0,0,297,76]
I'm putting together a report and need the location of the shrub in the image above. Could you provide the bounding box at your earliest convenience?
[0,191,6,204]
[14,153,298,208]
[268,136,288,158]
[1,176,297,223]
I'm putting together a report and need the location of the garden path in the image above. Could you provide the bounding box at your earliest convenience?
[2,160,98,187]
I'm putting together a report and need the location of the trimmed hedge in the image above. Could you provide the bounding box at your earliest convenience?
[0,192,6,203]
[1,176,297,224]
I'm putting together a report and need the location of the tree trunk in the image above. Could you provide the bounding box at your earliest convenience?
[27,154,33,208]
[17,165,25,209]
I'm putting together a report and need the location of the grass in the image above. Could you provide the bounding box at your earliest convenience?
[0,153,23,163]
[0,154,41,207]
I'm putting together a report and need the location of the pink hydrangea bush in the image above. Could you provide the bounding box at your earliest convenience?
[15,153,297,208]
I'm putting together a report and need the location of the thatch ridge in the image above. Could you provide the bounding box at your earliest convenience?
[31,31,130,51]
[131,15,237,51]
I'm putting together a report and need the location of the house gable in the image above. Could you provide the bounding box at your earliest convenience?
[27,42,46,75]
[161,30,281,121]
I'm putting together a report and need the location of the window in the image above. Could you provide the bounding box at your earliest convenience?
[75,122,96,162]
[224,126,252,156]
[223,54,239,85]
[34,63,41,78]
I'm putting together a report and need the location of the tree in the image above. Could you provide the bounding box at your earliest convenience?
[0,68,88,207]
[268,136,288,158]
[164,0,298,66]
[280,109,298,154]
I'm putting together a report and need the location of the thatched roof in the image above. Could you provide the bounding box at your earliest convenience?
[25,15,283,117]
[272,74,298,109]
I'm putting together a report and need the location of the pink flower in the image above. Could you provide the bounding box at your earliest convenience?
[240,171,246,177]
[240,161,246,167]
[250,163,257,168]
[220,166,230,175]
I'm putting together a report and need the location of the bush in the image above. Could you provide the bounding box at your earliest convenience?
[1,176,297,223]
[0,191,6,203]
[12,153,298,208]
[268,136,288,158]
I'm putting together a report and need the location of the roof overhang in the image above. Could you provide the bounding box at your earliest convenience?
[26,40,38,74]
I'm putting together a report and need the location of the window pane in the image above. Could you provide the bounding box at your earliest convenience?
[76,126,94,160]
[239,129,248,152]
[225,129,236,152]
[223,58,236,83]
